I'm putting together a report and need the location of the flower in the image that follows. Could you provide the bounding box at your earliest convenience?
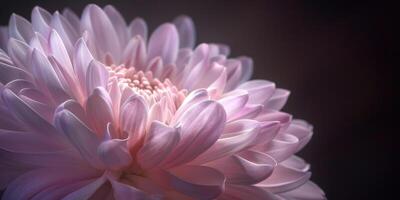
[0,4,326,200]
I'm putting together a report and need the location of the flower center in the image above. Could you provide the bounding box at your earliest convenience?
[106,65,187,106]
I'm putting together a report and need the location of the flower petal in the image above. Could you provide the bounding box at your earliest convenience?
[97,139,132,170]
[265,88,290,110]
[206,150,276,185]
[148,23,179,65]
[129,17,148,41]
[278,181,326,200]
[238,80,276,104]
[104,5,128,46]
[54,110,103,168]
[85,60,109,95]
[151,166,225,199]
[85,87,113,135]
[255,164,311,193]
[110,180,148,200]
[218,89,249,119]
[219,185,278,200]
[137,121,181,170]
[31,6,52,38]
[164,100,226,167]
[120,94,148,144]
[7,38,32,71]
[173,15,196,48]
[62,175,107,200]
[8,14,34,43]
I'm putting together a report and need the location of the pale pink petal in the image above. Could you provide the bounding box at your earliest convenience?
[85,60,109,95]
[265,88,290,110]
[151,166,225,199]
[207,67,227,98]
[148,23,179,65]
[49,29,74,76]
[31,6,52,38]
[0,61,30,84]
[2,167,100,200]
[7,38,32,71]
[122,36,147,69]
[256,164,311,193]
[191,119,261,164]
[54,110,103,168]
[50,12,79,55]
[104,5,128,46]
[63,176,107,200]
[287,119,314,152]
[238,80,276,104]
[279,181,326,200]
[1,89,59,135]
[256,110,292,129]
[85,87,113,135]
[73,38,94,93]
[129,17,148,41]
[137,121,181,169]
[81,4,121,62]
[55,99,88,125]
[62,8,80,30]
[230,104,264,121]
[237,56,254,83]
[224,59,243,91]
[120,94,148,143]
[110,179,148,200]
[97,139,132,170]
[31,49,68,102]
[164,100,226,167]
[260,133,300,162]
[8,14,34,43]
[172,88,209,123]
[218,89,249,119]
[280,156,310,173]
[173,15,196,48]
[219,185,278,200]
[206,150,276,185]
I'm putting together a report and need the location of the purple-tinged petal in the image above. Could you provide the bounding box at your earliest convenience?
[218,89,249,119]
[110,179,148,200]
[207,150,276,185]
[173,15,196,48]
[122,36,147,69]
[54,110,103,168]
[260,133,300,162]
[0,61,30,84]
[2,167,100,200]
[238,80,276,104]
[137,121,181,170]
[265,88,290,110]
[190,119,263,164]
[278,181,326,200]
[85,60,109,95]
[7,38,32,71]
[120,94,148,144]
[50,12,79,55]
[148,23,179,65]
[255,164,311,193]
[62,175,107,200]
[219,185,279,200]
[86,87,113,135]
[129,17,148,41]
[49,29,74,76]
[238,56,254,83]
[164,100,226,167]
[81,4,121,62]
[31,6,52,38]
[97,139,132,170]
[73,38,94,93]
[151,166,225,199]
[0,26,8,50]
[104,5,128,46]
[62,8,80,30]
[8,14,34,43]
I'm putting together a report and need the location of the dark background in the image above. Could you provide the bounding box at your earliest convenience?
[1,0,394,199]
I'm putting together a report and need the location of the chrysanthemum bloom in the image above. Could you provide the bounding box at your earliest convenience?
[0,4,325,200]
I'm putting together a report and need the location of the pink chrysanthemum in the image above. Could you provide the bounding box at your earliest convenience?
[0,4,325,200]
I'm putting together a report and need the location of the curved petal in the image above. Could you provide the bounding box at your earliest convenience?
[150,166,225,199]
[237,56,253,83]
[31,6,52,38]
[237,80,276,104]
[219,185,279,200]
[256,164,311,193]
[49,29,74,76]
[81,4,121,62]
[54,110,103,168]
[85,60,109,95]
[86,87,113,136]
[2,167,99,200]
[110,180,148,200]
[8,14,34,43]
[206,150,276,185]
[104,5,128,46]
[137,121,181,169]
[173,15,196,48]
[278,181,326,200]
[120,94,148,144]
[62,175,107,200]
[218,89,249,119]
[0,61,30,84]
[191,119,259,164]
[265,88,290,110]
[7,38,32,71]
[147,23,179,64]
[261,133,300,162]
[129,17,148,41]
[97,139,132,170]
[287,120,313,152]
[164,100,226,167]
[122,36,147,69]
